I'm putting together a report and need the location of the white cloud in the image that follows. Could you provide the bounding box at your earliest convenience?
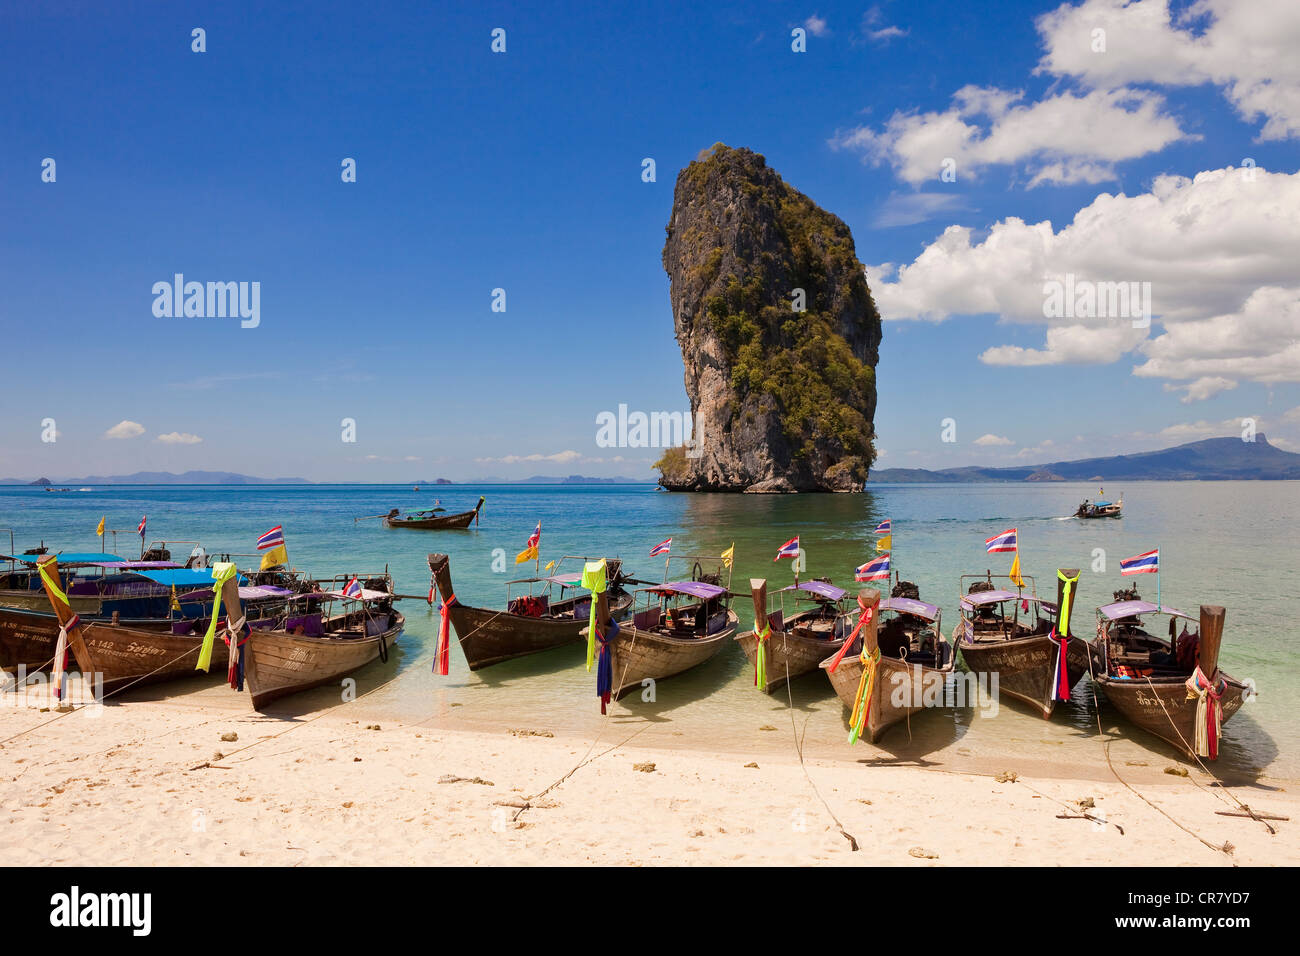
[156,432,203,444]
[1132,285,1300,385]
[1162,376,1238,403]
[872,191,969,227]
[868,25,907,41]
[1036,0,1300,140]
[832,86,1190,185]
[803,15,829,37]
[974,433,1014,446]
[867,167,1300,386]
[860,6,907,43]
[476,450,590,465]
[103,420,145,440]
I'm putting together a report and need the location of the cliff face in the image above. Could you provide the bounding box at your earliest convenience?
[657,144,882,492]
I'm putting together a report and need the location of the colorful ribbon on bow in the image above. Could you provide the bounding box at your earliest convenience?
[595,618,619,714]
[223,622,249,689]
[51,613,78,701]
[752,623,770,688]
[435,595,455,675]
[1049,569,1079,702]
[827,595,875,673]
[580,559,607,672]
[197,563,239,672]
[1185,666,1225,759]
[847,646,881,745]
[36,558,76,699]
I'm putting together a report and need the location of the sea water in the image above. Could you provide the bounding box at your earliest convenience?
[2,481,1294,782]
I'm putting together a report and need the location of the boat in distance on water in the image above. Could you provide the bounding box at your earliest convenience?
[384,496,485,530]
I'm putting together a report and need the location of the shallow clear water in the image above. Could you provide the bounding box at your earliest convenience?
[2,481,1294,782]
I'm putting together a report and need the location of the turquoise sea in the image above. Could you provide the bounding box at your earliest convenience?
[2,481,1294,782]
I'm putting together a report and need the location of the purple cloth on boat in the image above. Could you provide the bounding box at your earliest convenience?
[880,597,939,620]
[651,580,727,600]
[780,580,846,601]
[1098,599,1192,621]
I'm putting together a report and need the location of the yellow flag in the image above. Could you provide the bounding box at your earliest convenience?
[876,534,891,552]
[544,560,556,572]
[260,543,288,570]
[95,516,105,537]
[721,544,734,569]
[515,545,538,564]
[1009,551,1025,588]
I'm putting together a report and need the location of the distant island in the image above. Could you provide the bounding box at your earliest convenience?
[868,435,1300,482]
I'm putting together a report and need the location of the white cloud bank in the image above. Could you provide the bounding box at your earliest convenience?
[1036,0,1300,141]
[867,166,1300,390]
[834,86,1191,186]
[156,432,203,444]
[103,421,145,440]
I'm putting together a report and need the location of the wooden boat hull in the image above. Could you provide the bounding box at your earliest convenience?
[384,510,478,530]
[244,611,405,709]
[956,631,1091,718]
[448,590,633,670]
[820,645,955,742]
[610,612,738,700]
[0,591,107,615]
[71,621,230,693]
[735,627,846,694]
[1093,671,1248,758]
[0,605,172,670]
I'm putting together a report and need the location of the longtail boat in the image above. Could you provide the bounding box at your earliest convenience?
[820,581,954,742]
[3,560,296,671]
[427,552,632,671]
[954,569,1091,718]
[33,554,299,697]
[241,574,405,710]
[1075,496,1123,519]
[1089,593,1249,759]
[737,578,855,693]
[603,571,738,702]
[385,496,485,530]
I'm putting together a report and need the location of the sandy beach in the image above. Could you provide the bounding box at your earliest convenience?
[1,678,1293,867]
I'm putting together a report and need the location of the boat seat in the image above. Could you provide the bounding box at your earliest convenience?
[633,607,661,630]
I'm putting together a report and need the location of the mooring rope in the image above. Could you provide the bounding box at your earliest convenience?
[1083,649,1233,854]
[779,628,859,851]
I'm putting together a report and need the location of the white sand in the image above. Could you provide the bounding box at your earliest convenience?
[0,687,1293,866]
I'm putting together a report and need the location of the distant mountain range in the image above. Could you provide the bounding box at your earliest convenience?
[3,471,651,486]
[868,435,1300,483]
[3,471,312,485]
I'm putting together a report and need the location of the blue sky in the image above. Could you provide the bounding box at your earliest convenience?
[2,0,1297,481]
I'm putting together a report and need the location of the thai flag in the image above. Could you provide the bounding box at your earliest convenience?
[526,522,541,549]
[1120,549,1159,576]
[137,515,146,538]
[256,525,285,550]
[985,528,1018,553]
[773,536,800,561]
[342,577,363,598]
[856,554,890,581]
[650,538,671,557]
[873,519,891,534]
